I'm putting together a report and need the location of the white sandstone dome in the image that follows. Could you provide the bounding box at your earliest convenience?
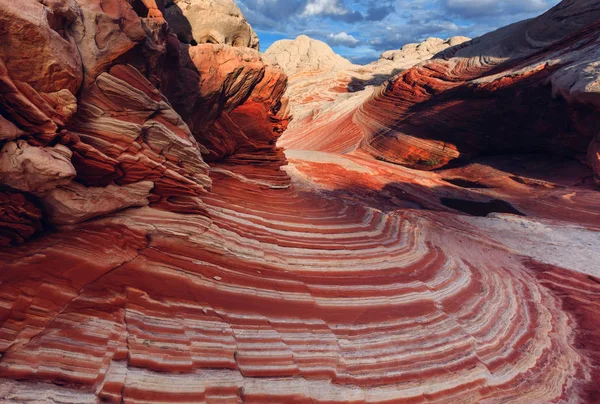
[263,35,356,75]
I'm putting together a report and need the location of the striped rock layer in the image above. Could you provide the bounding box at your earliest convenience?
[279,0,600,180]
[0,0,600,403]
[267,35,469,154]
[1,166,599,403]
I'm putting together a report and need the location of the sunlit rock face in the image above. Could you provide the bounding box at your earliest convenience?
[0,0,285,242]
[0,0,600,403]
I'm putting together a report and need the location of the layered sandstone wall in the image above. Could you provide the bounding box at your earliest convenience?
[356,2,600,179]
[0,0,288,246]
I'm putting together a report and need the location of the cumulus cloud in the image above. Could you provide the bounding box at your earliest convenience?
[301,0,365,21]
[327,31,360,47]
[364,20,462,51]
[303,0,347,15]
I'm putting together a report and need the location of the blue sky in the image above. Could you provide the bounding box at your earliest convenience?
[237,0,561,63]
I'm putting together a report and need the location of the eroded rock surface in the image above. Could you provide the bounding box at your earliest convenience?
[0,0,81,134]
[0,0,599,403]
[355,2,600,172]
[41,180,154,225]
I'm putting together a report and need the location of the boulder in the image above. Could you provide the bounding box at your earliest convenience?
[41,180,154,225]
[0,140,75,195]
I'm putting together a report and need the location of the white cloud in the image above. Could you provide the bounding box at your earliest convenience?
[303,0,347,16]
[327,31,360,47]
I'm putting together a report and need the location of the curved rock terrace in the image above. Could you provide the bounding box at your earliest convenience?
[0,0,599,402]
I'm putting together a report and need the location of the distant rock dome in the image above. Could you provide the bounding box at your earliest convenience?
[379,36,471,63]
[263,35,356,75]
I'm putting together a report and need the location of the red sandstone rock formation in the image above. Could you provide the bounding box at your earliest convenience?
[267,35,468,155]
[0,0,599,403]
[0,0,288,239]
[355,2,600,176]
